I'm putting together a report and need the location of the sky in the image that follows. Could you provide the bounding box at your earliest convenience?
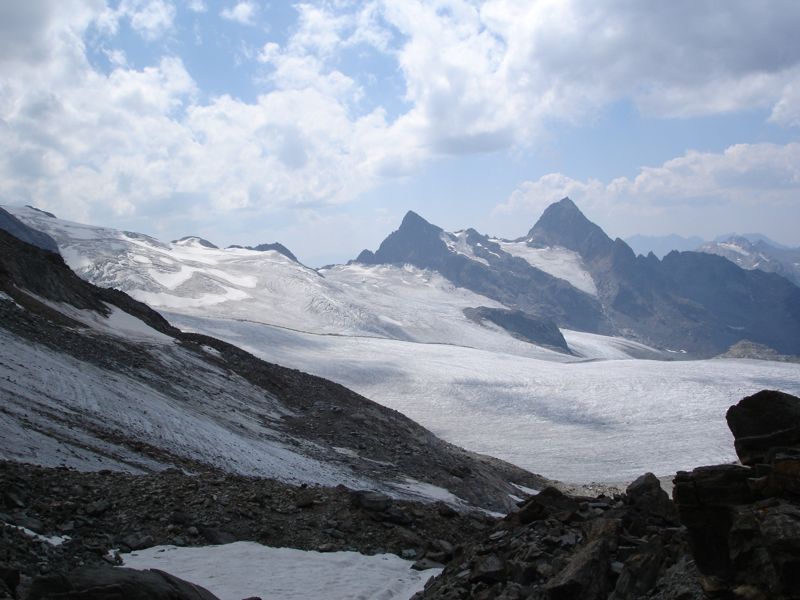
[1,1,799,266]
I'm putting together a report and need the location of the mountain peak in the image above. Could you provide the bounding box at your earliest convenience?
[358,210,446,266]
[399,210,439,233]
[527,198,613,260]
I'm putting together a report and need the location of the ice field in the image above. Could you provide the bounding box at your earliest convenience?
[170,313,800,483]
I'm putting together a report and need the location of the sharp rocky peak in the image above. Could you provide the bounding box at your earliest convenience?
[527,197,614,260]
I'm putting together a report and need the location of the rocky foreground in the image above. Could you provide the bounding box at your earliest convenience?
[415,389,800,600]
[2,389,800,599]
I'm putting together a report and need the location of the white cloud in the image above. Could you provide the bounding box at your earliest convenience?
[220,1,256,26]
[2,1,800,248]
[378,0,800,156]
[495,143,800,240]
[114,0,176,41]
[186,0,206,13]
[770,81,800,128]
[0,2,412,229]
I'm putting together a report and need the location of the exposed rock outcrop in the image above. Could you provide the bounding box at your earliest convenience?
[415,479,700,600]
[673,390,800,599]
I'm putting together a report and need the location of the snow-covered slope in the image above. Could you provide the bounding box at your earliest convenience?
[496,240,598,296]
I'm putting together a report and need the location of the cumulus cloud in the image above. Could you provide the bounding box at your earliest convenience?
[98,0,177,41]
[380,0,800,155]
[220,1,256,26]
[186,0,206,13]
[0,2,412,227]
[495,143,800,239]
[1,1,800,243]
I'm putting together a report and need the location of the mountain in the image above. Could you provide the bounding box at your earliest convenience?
[698,235,800,287]
[358,198,800,356]
[357,210,611,335]
[6,204,608,358]
[713,232,789,248]
[528,198,800,355]
[243,242,298,263]
[625,233,706,258]
[0,225,545,512]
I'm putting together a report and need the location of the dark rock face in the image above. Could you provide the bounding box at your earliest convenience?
[27,567,220,600]
[673,390,800,599]
[0,207,59,254]
[463,307,571,354]
[172,236,218,249]
[228,242,299,262]
[249,242,298,262]
[526,197,614,261]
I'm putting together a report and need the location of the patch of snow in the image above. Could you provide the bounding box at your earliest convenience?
[25,295,173,344]
[6,524,70,546]
[332,446,360,458]
[511,482,540,496]
[499,242,597,296]
[719,242,750,256]
[200,345,221,358]
[102,305,174,343]
[0,292,23,310]
[563,330,660,360]
[387,478,463,506]
[441,231,490,266]
[121,542,438,600]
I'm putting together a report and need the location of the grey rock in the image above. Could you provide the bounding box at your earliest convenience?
[351,490,392,512]
[544,539,610,600]
[26,566,220,600]
[470,554,506,583]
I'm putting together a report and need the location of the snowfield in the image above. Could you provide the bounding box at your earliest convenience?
[122,543,438,600]
[169,313,800,483]
[496,240,598,296]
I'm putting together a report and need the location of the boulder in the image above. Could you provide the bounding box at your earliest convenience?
[726,390,800,466]
[673,390,800,599]
[625,472,676,522]
[351,490,392,512]
[544,539,611,600]
[27,566,220,600]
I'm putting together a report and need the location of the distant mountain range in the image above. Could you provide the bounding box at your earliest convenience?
[625,234,705,259]
[698,235,800,287]
[627,232,800,288]
[357,198,800,356]
[5,199,800,359]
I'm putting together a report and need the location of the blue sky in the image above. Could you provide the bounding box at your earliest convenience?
[1,1,799,265]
